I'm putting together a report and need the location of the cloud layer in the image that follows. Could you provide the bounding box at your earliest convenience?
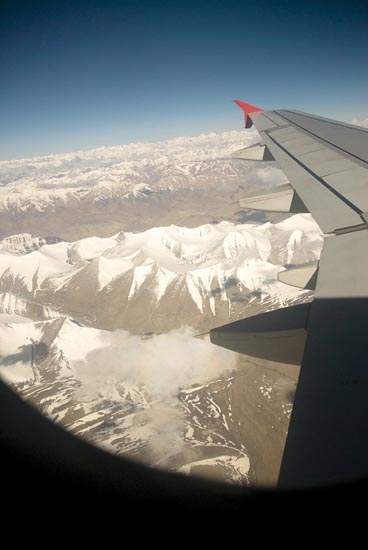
[73,328,237,402]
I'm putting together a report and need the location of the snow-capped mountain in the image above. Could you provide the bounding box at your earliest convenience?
[0,130,287,239]
[0,215,323,332]
[0,130,258,201]
[0,129,322,486]
[0,315,296,485]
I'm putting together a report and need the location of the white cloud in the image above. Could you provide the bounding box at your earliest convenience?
[72,328,237,461]
[351,118,368,127]
[73,328,236,402]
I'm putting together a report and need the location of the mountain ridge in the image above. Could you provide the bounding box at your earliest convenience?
[0,215,323,332]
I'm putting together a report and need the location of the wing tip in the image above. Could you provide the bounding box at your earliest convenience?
[233,99,263,128]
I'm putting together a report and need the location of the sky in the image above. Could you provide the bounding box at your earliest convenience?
[0,0,367,160]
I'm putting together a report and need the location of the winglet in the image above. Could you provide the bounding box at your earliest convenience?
[234,99,263,128]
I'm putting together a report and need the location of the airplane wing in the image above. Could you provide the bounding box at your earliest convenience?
[210,100,368,488]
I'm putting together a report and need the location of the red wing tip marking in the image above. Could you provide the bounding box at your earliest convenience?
[233,99,263,128]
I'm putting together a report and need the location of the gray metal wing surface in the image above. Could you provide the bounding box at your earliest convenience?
[211,101,368,488]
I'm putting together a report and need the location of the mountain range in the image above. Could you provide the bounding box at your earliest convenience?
[0,215,322,332]
[0,130,288,239]
[0,131,323,485]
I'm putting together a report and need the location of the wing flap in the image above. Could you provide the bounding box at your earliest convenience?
[278,262,319,290]
[238,183,308,213]
[210,303,310,365]
[232,143,275,161]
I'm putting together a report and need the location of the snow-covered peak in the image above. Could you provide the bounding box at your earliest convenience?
[0,240,73,291]
[0,215,323,331]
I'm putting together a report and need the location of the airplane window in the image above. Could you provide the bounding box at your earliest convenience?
[1,1,367,495]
